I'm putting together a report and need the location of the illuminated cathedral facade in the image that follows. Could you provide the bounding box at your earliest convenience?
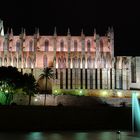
[0,19,140,92]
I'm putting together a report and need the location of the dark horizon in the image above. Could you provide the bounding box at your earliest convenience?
[0,0,139,56]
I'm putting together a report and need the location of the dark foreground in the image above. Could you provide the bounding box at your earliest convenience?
[0,105,131,131]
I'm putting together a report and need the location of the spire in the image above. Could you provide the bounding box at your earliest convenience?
[34,27,39,39]
[10,28,13,36]
[54,26,57,36]
[67,27,70,36]
[94,28,96,41]
[23,28,26,40]
[20,28,26,40]
[0,19,4,36]
[7,28,9,35]
[108,27,111,32]
[9,28,13,40]
[81,28,85,38]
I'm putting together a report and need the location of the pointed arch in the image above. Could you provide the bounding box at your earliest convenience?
[78,58,81,68]
[87,40,91,52]
[9,57,11,65]
[106,53,111,68]
[13,57,17,67]
[60,40,64,51]
[44,40,49,52]
[16,41,20,52]
[27,57,32,68]
[18,56,22,68]
[29,40,33,51]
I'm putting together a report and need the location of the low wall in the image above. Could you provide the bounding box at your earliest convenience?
[13,94,132,107]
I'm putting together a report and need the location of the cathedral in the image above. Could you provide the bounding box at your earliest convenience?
[0,19,140,93]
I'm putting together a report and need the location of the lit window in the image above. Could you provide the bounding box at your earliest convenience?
[74,40,77,51]
[44,40,49,52]
[87,40,91,52]
[60,40,64,51]
[16,41,20,52]
[29,40,33,51]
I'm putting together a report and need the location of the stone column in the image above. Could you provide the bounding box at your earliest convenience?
[107,68,110,89]
[112,68,115,89]
[78,68,81,89]
[68,68,71,89]
[83,69,85,89]
[72,69,75,89]
[93,69,96,89]
[87,69,90,89]
[97,68,100,89]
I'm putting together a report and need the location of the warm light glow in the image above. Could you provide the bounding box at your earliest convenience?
[117,92,122,97]
[34,98,38,102]
[101,91,108,97]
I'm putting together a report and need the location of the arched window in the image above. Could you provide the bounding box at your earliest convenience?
[87,57,91,68]
[44,40,49,52]
[87,40,91,52]
[100,39,103,52]
[43,55,47,68]
[18,57,22,68]
[9,57,12,65]
[60,40,64,51]
[16,41,20,52]
[4,58,7,66]
[27,57,32,68]
[13,57,17,67]
[3,41,7,51]
[74,40,78,51]
[29,40,33,51]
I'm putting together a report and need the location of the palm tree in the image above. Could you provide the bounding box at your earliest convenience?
[23,73,38,105]
[39,67,55,106]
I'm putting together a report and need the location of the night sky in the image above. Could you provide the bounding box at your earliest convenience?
[0,0,139,56]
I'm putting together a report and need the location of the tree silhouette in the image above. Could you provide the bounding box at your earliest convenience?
[39,67,55,106]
